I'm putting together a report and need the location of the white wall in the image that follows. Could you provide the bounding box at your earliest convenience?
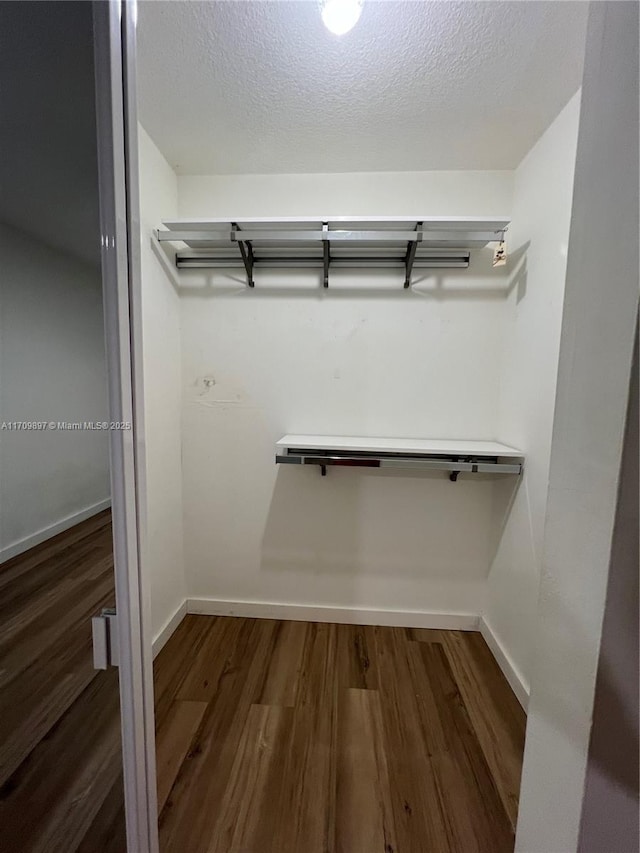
[0,223,110,560]
[138,127,187,641]
[516,2,639,850]
[179,170,513,219]
[483,93,581,697]
[176,170,515,618]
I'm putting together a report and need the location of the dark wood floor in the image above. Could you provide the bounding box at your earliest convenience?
[155,615,526,853]
[0,514,526,852]
[0,510,126,853]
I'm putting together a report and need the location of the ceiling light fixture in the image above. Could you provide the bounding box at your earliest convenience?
[320,0,363,36]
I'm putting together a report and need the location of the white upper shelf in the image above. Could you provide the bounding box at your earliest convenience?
[158,217,510,249]
[276,435,523,459]
[158,217,511,284]
[161,215,510,228]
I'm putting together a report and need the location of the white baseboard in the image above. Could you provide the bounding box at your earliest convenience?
[186,597,479,631]
[479,616,529,710]
[153,600,188,658]
[0,498,111,564]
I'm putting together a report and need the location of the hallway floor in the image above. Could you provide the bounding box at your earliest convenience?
[155,615,526,853]
[0,510,125,853]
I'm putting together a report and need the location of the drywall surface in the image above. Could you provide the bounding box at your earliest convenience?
[175,169,515,616]
[178,170,513,219]
[0,223,110,559]
[484,93,581,695]
[515,3,639,851]
[138,126,186,638]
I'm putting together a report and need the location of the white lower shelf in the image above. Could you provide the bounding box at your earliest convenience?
[275,435,524,479]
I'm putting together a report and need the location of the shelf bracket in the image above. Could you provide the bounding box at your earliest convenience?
[322,222,330,288]
[404,221,423,288]
[233,222,254,287]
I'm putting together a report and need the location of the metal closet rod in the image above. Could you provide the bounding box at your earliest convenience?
[175,255,470,269]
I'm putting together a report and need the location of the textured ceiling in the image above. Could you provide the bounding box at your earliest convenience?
[137,0,588,175]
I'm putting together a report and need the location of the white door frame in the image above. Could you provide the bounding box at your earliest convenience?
[93,2,159,851]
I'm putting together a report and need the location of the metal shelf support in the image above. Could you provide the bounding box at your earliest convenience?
[233,222,254,287]
[322,222,330,288]
[404,221,423,288]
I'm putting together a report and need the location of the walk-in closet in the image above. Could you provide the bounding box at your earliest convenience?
[2,1,637,852]
[134,2,592,850]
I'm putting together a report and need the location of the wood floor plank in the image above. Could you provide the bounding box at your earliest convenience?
[207,703,293,853]
[372,625,450,853]
[409,628,451,644]
[154,615,215,730]
[441,631,526,828]
[0,538,103,615]
[0,669,122,853]
[175,615,249,703]
[159,618,279,853]
[336,623,378,690]
[0,535,112,646]
[336,687,396,853]
[0,510,111,590]
[409,641,514,852]
[252,619,308,706]
[156,700,207,812]
[266,620,339,853]
[75,774,126,853]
